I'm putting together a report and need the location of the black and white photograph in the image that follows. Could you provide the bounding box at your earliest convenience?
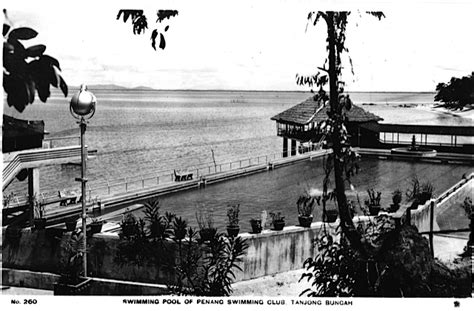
[1,0,473,309]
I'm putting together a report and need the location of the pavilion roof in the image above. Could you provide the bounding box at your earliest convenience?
[271,96,383,125]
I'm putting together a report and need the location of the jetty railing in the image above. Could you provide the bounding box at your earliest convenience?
[42,136,81,149]
[85,146,315,198]
[3,146,320,208]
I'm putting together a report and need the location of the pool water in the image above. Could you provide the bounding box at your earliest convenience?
[127,157,472,232]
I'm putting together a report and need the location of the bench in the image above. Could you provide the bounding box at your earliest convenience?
[174,169,193,182]
[58,191,79,206]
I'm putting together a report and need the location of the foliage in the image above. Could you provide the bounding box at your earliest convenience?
[196,206,214,230]
[114,202,248,296]
[58,231,84,284]
[365,189,381,206]
[300,216,398,297]
[300,234,358,296]
[297,195,317,216]
[3,9,67,112]
[461,197,473,216]
[226,204,240,226]
[434,72,474,111]
[406,176,434,205]
[392,189,403,205]
[298,10,384,255]
[116,9,178,51]
[269,212,285,223]
[120,210,139,238]
[170,231,248,296]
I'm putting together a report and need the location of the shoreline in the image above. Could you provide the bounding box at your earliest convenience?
[415,104,474,120]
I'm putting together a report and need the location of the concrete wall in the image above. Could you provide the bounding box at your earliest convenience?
[2,177,470,288]
[408,176,473,233]
[436,178,473,216]
[1,217,360,286]
[409,200,440,233]
[234,223,340,281]
[1,228,178,285]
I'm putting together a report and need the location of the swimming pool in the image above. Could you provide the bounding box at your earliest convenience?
[128,156,472,232]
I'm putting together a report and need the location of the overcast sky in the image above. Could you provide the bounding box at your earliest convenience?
[4,0,474,91]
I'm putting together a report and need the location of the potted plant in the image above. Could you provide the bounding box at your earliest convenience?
[54,231,91,295]
[89,217,104,234]
[297,195,315,228]
[65,214,80,232]
[172,217,188,240]
[419,181,434,205]
[270,212,285,231]
[143,200,163,238]
[249,218,262,233]
[365,189,381,216]
[196,206,216,242]
[120,211,138,237]
[389,189,403,213]
[250,210,267,234]
[226,204,240,237]
[31,195,46,230]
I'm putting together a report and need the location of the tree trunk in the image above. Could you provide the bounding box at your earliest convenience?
[325,12,364,254]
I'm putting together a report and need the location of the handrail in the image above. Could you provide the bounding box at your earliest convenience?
[4,146,324,206]
[2,146,82,190]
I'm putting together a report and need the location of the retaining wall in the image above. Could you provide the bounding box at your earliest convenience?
[2,175,471,291]
[408,175,473,232]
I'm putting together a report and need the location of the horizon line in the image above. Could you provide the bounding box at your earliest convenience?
[66,85,437,94]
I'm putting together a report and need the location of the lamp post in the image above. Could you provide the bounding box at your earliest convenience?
[70,84,96,277]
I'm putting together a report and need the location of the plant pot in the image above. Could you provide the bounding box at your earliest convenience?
[298,215,313,228]
[250,220,262,234]
[419,192,432,205]
[65,220,78,232]
[369,205,381,216]
[53,278,92,296]
[323,210,338,223]
[272,220,285,231]
[89,222,103,234]
[226,225,240,237]
[199,228,217,242]
[389,203,400,213]
[34,218,47,230]
[121,223,137,237]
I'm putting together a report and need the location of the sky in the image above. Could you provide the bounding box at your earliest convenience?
[3,0,474,91]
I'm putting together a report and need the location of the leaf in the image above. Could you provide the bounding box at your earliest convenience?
[26,44,46,58]
[3,23,11,36]
[7,37,26,58]
[9,27,38,40]
[26,80,35,103]
[164,25,169,32]
[366,11,385,20]
[42,54,61,70]
[58,75,68,97]
[4,75,29,112]
[151,29,158,50]
[156,10,178,23]
[159,33,166,49]
[36,80,51,102]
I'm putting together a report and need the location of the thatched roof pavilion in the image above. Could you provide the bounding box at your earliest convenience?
[271,95,383,154]
[271,95,383,125]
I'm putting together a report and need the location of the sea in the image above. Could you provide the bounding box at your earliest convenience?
[3,89,473,207]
